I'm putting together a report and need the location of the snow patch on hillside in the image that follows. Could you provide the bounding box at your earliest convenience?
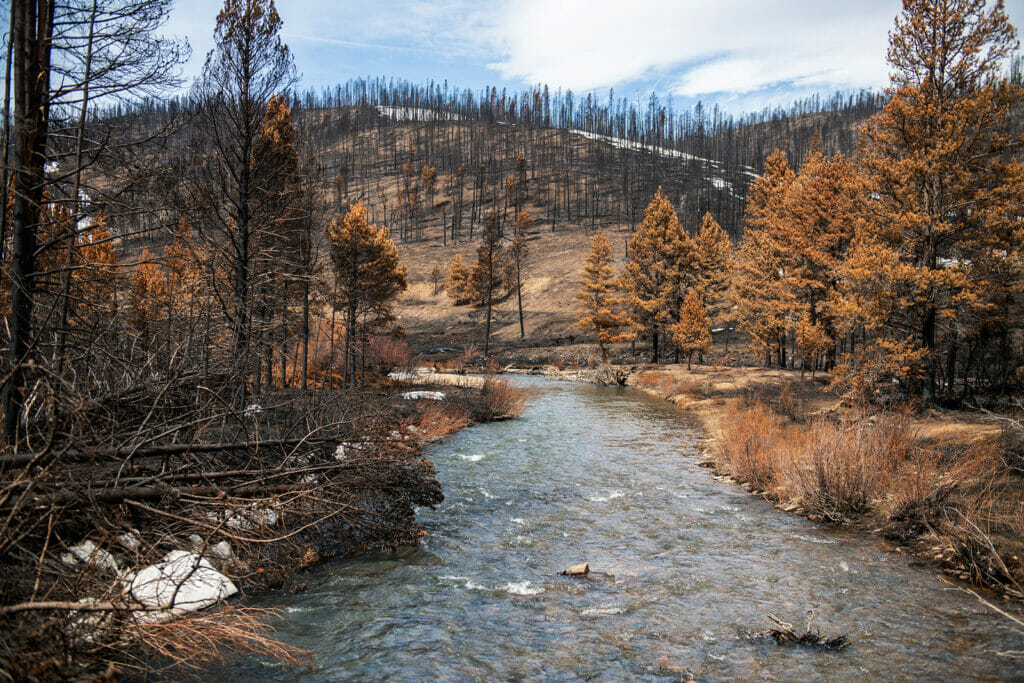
[568,129,759,183]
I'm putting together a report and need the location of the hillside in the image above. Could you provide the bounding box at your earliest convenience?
[277,103,878,351]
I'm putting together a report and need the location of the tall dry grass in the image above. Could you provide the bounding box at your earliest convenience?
[480,378,525,420]
[717,396,1021,591]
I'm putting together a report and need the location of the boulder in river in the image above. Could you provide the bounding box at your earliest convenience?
[559,563,590,577]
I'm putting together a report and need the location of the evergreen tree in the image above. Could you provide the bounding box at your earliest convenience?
[471,210,503,357]
[328,202,407,386]
[730,151,796,366]
[191,0,296,391]
[844,0,1022,399]
[445,254,472,304]
[128,248,168,340]
[575,229,633,364]
[672,290,712,370]
[692,211,733,329]
[621,187,695,362]
[509,209,532,338]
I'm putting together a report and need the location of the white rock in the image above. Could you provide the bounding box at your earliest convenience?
[209,541,234,562]
[130,550,237,623]
[402,391,445,400]
[224,503,280,530]
[61,540,119,573]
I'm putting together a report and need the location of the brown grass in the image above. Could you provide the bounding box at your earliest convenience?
[718,401,788,493]
[717,396,1021,592]
[412,401,472,440]
[127,606,310,675]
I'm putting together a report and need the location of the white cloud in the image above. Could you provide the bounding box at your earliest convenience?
[484,0,898,98]
[164,0,1024,110]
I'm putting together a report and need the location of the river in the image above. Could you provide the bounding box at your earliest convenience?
[239,376,1023,680]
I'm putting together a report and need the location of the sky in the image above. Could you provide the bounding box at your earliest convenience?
[165,0,1024,116]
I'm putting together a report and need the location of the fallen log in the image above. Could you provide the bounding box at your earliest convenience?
[0,437,335,468]
[10,481,312,509]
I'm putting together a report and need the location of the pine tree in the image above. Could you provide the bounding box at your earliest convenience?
[509,209,532,338]
[431,264,442,295]
[795,312,830,377]
[471,210,503,357]
[672,290,712,370]
[328,202,407,386]
[575,229,633,364]
[192,0,296,390]
[445,254,472,304]
[783,147,862,368]
[621,187,695,362]
[692,211,733,329]
[730,151,796,366]
[128,248,168,340]
[251,93,304,390]
[845,0,1022,399]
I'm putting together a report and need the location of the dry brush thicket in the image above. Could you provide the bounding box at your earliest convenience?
[716,397,1023,596]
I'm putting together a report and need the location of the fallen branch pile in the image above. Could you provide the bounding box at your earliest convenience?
[0,372,455,678]
[755,612,848,650]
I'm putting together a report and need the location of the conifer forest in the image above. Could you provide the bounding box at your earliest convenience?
[1,0,1023,679]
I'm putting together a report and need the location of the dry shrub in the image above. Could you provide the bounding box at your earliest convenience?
[776,382,806,420]
[484,355,501,374]
[365,336,413,376]
[632,372,710,399]
[128,606,309,675]
[412,401,471,440]
[459,345,480,370]
[633,371,660,391]
[936,492,1023,592]
[718,400,789,492]
[780,416,907,523]
[480,378,524,420]
[716,394,1021,593]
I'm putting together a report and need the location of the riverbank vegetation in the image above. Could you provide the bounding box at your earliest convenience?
[630,364,1024,599]
[0,0,521,678]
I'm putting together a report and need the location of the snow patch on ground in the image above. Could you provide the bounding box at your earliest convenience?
[402,390,446,400]
[61,540,119,573]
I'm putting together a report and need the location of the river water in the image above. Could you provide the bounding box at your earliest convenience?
[241,377,1023,681]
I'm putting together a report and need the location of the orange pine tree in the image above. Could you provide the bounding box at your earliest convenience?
[128,248,168,339]
[692,211,733,329]
[731,150,796,366]
[575,229,633,364]
[621,187,695,362]
[843,0,1023,399]
[328,202,407,386]
[672,290,712,370]
[445,254,472,304]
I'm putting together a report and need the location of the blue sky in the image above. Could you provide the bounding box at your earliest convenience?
[165,0,1024,115]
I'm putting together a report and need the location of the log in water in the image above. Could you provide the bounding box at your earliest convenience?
[240,376,1023,680]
